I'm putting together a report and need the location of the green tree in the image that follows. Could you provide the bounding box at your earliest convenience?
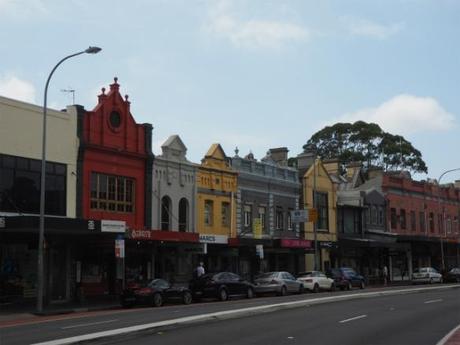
[303,121,428,174]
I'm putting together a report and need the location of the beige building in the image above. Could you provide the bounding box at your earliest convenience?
[0,96,79,217]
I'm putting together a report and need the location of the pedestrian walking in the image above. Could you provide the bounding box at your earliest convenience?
[194,262,205,278]
[383,265,388,286]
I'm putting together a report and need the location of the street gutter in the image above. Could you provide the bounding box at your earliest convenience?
[32,284,460,345]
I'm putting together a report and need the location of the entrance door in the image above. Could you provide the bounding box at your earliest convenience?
[49,245,68,302]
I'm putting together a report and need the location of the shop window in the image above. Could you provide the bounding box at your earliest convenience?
[161,196,172,230]
[419,211,426,233]
[400,209,406,230]
[90,172,135,213]
[244,205,252,228]
[410,210,416,232]
[315,192,329,231]
[258,207,267,233]
[178,198,189,232]
[204,200,213,226]
[390,208,397,229]
[221,201,230,227]
[276,208,284,230]
[429,212,434,233]
[0,153,66,215]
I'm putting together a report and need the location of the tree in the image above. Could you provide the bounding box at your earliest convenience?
[303,121,428,174]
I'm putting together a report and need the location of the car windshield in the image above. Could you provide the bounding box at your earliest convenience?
[257,272,277,279]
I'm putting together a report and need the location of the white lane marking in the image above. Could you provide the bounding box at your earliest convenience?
[60,319,118,330]
[424,299,443,304]
[339,314,367,323]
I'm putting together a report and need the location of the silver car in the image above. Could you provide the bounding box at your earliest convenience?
[412,267,443,284]
[254,271,304,296]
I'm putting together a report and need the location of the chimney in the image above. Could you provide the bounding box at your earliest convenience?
[346,161,362,180]
[323,158,341,176]
[269,147,289,166]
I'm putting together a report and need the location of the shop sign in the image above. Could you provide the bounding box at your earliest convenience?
[101,220,126,233]
[199,234,228,244]
[182,244,205,254]
[0,217,5,228]
[129,229,153,240]
[291,210,308,223]
[280,239,312,248]
[319,241,336,249]
[115,239,125,258]
[253,218,262,239]
[256,244,264,259]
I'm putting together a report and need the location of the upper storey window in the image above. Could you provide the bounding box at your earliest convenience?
[90,172,135,213]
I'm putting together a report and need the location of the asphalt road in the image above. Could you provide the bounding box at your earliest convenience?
[104,289,460,345]
[0,286,459,345]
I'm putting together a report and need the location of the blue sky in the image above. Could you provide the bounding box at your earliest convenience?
[1,0,459,182]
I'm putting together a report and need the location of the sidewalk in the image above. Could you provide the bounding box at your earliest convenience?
[0,296,121,325]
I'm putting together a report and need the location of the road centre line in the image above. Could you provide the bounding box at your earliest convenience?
[424,299,443,304]
[60,319,119,329]
[339,315,367,323]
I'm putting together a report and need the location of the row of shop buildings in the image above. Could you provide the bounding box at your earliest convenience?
[1,78,459,305]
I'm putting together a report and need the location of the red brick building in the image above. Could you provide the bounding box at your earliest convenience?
[75,78,153,296]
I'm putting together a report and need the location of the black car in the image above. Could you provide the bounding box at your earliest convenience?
[189,272,255,301]
[444,268,460,283]
[121,278,193,308]
[326,267,365,290]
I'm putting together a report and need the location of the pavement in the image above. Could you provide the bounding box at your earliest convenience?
[438,324,460,345]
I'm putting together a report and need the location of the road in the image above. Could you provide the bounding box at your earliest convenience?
[0,286,458,345]
[104,289,460,345]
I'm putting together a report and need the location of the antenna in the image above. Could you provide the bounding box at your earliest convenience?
[61,88,76,104]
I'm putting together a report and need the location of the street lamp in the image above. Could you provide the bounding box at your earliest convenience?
[437,168,460,272]
[37,46,101,313]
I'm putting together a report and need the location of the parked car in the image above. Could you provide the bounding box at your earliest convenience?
[189,272,255,301]
[444,268,460,283]
[412,267,443,284]
[297,271,335,292]
[120,278,192,308]
[253,271,304,296]
[326,268,365,290]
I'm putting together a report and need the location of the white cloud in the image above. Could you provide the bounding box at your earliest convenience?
[0,75,36,103]
[0,0,47,18]
[343,16,404,39]
[333,94,456,135]
[206,0,309,49]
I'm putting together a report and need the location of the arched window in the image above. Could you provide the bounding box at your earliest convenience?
[161,196,172,231]
[178,198,189,232]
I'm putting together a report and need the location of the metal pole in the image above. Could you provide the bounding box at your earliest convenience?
[313,158,319,271]
[37,47,101,313]
[437,168,460,273]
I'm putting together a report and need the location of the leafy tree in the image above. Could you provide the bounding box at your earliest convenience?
[303,121,428,174]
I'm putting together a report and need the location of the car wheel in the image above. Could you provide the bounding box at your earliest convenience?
[246,287,254,299]
[330,283,336,292]
[313,284,319,293]
[278,286,287,296]
[360,281,365,289]
[182,291,192,305]
[152,293,163,307]
[347,282,352,290]
[218,288,228,301]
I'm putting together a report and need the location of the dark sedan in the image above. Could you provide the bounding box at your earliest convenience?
[189,272,255,301]
[326,267,365,290]
[444,268,460,283]
[121,278,193,308]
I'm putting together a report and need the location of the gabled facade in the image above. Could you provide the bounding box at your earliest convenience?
[197,144,238,272]
[303,159,338,271]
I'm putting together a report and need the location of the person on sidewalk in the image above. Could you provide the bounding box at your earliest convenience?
[194,262,205,278]
[383,265,389,286]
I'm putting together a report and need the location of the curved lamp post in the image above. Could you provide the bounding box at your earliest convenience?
[37,46,101,313]
[437,168,460,271]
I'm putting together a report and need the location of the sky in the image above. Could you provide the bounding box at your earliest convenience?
[1,0,459,182]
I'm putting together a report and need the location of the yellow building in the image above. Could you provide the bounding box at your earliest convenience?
[303,159,338,271]
[197,144,238,271]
